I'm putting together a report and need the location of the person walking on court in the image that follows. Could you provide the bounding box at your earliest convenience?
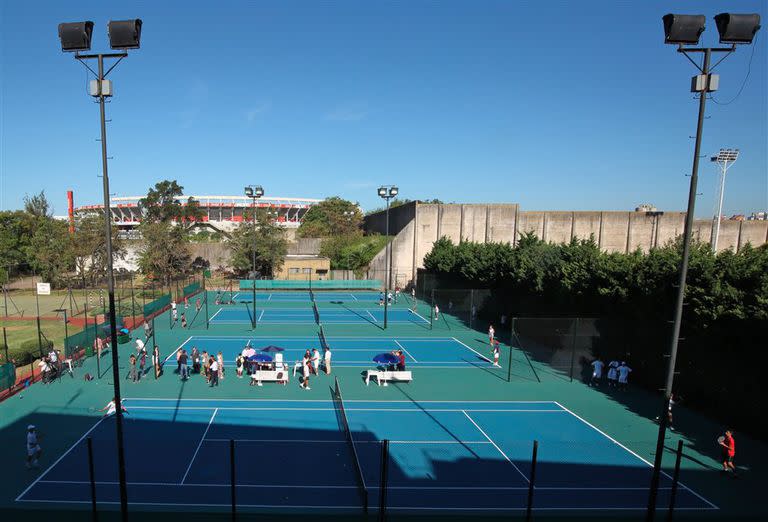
[236,354,244,378]
[301,353,311,390]
[492,341,501,367]
[590,357,604,387]
[153,345,161,378]
[138,347,147,379]
[395,287,400,303]
[217,351,225,380]
[191,346,200,374]
[617,362,632,391]
[143,320,152,340]
[181,312,187,329]
[719,429,737,475]
[311,348,321,375]
[171,305,178,325]
[202,352,211,382]
[179,349,189,381]
[209,356,219,387]
[195,298,202,313]
[434,304,440,320]
[488,324,496,351]
[655,393,676,431]
[324,346,332,375]
[128,354,138,382]
[26,425,42,469]
[606,360,619,387]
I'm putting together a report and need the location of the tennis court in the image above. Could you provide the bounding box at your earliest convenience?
[169,335,492,368]
[208,307,429,325]
[216,291,402,304]
[15,397,716,513]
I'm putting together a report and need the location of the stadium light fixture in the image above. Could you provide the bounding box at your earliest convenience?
[662,14,706,45]
[58,21,94,52]
[377,185,400,329]
[710,149,740,252]
[58,17,144,522]
[648,13,760,521]
[714,13,761,44]
[244,185,264,330]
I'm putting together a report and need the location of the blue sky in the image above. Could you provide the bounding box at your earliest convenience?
[1,1,766,217]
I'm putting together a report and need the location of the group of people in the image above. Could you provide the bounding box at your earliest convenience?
[590,358,633,390]
[378,287,401,306]
[177,346,224,386]
[37,348,73,383]
[214,290,235,306]
[127,337,162,381]
[169,298,203,329]
[297,347,332,390]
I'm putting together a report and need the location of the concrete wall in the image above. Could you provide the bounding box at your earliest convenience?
[363,202,768,287]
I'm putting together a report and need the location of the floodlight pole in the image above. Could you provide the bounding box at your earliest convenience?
[711,153,738,252]
[647,45,733,521]
[384,197,390,329]
[74,51,130,521]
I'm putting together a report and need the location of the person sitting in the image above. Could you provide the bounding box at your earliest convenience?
[396,350,406,372]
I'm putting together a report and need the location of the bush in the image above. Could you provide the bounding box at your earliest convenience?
[9,338,55,365]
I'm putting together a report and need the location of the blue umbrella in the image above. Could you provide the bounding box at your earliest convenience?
[373,353,399,364]
[260,345,284,353]
[248,353,273,362]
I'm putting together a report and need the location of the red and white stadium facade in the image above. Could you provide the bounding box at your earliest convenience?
[71,194,321,233]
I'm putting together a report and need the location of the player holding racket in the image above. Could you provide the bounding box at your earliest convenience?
[99,397,129,418]
[718,429,736,475]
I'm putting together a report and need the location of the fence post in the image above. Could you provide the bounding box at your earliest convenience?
[230,439,237,521]
[666,440,684,522]
[87,436,99,521]
[379,439,389,522]
[205,286,210,330]
[526,440,538,522]
[469,290,475,330]
[507,339,514,383]
[2,327,8,362]
[129,272,136,328]
[569,318,579,383]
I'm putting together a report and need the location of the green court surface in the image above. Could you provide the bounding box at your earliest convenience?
[1,292,766,522]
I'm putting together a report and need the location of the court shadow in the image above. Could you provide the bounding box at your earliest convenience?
[340,304,382,330]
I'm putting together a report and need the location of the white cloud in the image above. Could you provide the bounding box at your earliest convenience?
[326,102,369,122]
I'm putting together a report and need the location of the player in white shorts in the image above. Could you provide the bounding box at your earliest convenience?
[26,425,42,469]
[590,357,604,386]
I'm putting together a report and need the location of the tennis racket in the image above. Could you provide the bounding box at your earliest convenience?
[717,436,725,445]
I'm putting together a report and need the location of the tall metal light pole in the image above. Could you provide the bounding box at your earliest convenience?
[647,14,760,520]
[58,19,142,522]
[244,186,264,330]
[377,186,399,329]
[710,149,740,252]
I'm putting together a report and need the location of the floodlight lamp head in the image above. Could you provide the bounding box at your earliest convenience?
[58,21,94,52]
[108,19,142,50]
[378,187,387,198]
[716,148,740,162]
[389,186,399,197]
[714,13,761,44]
[253,186,264,198]
[662,14,706,45]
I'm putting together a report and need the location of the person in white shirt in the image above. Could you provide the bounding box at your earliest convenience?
[48,350,58,364]
[135,338,145,354]
[38,359,51,384]
[311,348,321,375]
[617,362,632,391]
[323,347,332,375]
[99,397,128,418]
[488,325,496,351]
[26,425,42,469]
[607,360,619,387]
[434,304,440,320]
[300,351,311,390]
[210,358,219,387]
[387,292,393,305]
[492,342,500,367]
[590,358,604,386]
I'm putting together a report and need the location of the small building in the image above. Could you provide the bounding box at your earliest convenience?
[276,255,330,280]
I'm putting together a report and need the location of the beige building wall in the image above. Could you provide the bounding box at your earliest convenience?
[274,256,330,280]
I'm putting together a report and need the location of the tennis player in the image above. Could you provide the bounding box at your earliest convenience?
[100,397,128,418]
[324,346,332,375]
[301,352,311,390]
[590,357,604,387]
[617,362,632,391]
[488,325,495,350]
[492,341,501,367]
[311,348,321,375]
[719,430,736,474]
[26,425,42,469]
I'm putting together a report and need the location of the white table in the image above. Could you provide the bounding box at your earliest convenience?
[250,369,289,386]
[365,370,413,386]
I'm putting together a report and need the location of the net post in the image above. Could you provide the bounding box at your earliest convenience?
[230,439,237,521]
[429,289,434,330]
[507,341,513,383]
[526,440,538,522]
[569,318,578,383]
[87,436,98,521]
[379,439,389,522]
[666,440,684,522]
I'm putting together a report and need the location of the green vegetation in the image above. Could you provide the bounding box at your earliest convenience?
[423,233,768,435]
[296,196,363,237]
[228,209,288,278]
[321,234,390,272]
[365,198,443,215]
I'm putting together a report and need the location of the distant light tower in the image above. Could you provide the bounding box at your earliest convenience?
[377,185,399,329]
[244,185,264,330]
[710,148,740,252]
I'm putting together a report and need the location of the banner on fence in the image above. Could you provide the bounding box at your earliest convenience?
[0,363,16,393]
[143,293,171,319]
[183,282,201,298]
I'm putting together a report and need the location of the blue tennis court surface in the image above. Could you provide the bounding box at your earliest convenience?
[218,291,405,304]
[209,307,429,325]
[16,399,715,513]
[170,335,491,368]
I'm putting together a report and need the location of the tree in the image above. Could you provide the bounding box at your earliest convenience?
[71,214,125,286]
[297,196,363,237]
[23,191,52,218]
[139,180,204,230]
[229,209,288,277]
[320,234,389,271]
[27,217,74,285]
[136,222,191,287]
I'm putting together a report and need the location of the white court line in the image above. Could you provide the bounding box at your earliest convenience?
[350,293,358,301]
[462,410,530,484]
[204,438,492,444]
[452,337,492,363]
[208,308,223,321]
[553,401,718,510]
[258,310,264,322]
[412,310,430,324]
[267,293,272,301]
[181,408,218,484]
[163,335,194,364]
[232,293,240,300]
[394,339,418,362]
[126,397,557,403]
[365,310,378,322]
[173,335,463,341]
[15,416,106,502]
[129,406,565,413]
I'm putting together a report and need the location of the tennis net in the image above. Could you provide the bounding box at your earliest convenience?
[312,301,320,325]
[319,325,329,351]
[333,377,368,513]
